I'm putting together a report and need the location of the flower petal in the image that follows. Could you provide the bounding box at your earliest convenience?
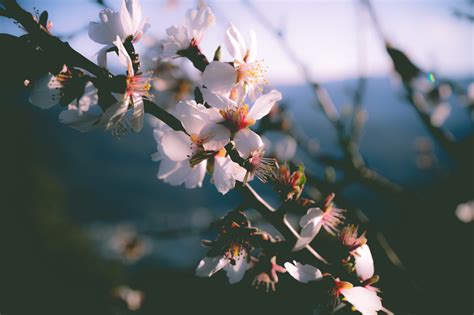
[130,95,144,132]
[340,287,383,315]
[293,208,324,251]
[113,36,133,75]
[225,24,246,62]
[284,261,322,283]
[58,108,101,132]
[246,29,257,62]
[184,161,206,189]
[353,244,374,281]
[212,156,237,195]
[223,257,249,284]
[120,0,134,36]
[161,130,192,162]
[196,256,228,278]
[234,129,264,159]
[173,100,210,135]
[201,124,231,151]
[247,90,282,121]
[201,88,236,110]
[202,61,237,93]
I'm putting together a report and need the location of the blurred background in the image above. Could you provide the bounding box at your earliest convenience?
[0,0,472,314]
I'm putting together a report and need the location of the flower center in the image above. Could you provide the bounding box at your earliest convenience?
[126,74,151,98]
[245,150,275,183]
[237,60,267,90]
[220,104,256,132]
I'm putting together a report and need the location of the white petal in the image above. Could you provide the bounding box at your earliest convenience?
[159,160,191,186]
[223,257,249,284]
[234,129,264,159]
[212,156,236,195]
[284,261,322,283]
[246,29,258,62]
[96,46,109,68]
[196,256,228,278]
[113,36,133,75]
[157,157,180,179]
[101,100,129,130]
[225,24,246,62]
[202,61,237,93]
[184,161,206,189]
[340,287,383,315]
[293,208,324,251]
[354,244,374,281]
[247,90,282,121]
[88,21,113,45]
[120,0,134,36]
[58,108,101,132]
[201,88,236,110]
[126,0,142,32]
[88,9,125,44]
[201,124,231,151]
[161,130,192,162]
[173,100,209,135]
[29,74,60,109]
[130,95,144,132]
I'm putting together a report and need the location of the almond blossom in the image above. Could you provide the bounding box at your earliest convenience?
[152,101,246,194]
[29,65,81,109]
[340,225,374,282]
[112,36,151,133]
[199,90,282,181]
[201,24,265,104]
[195,212,258,284]
[58,82,103,132]
[89,0,150,66]
[293,193,345,251]
[160,6,215,57]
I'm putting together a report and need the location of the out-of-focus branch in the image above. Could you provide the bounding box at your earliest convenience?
[242,0,403,196]
[2,0,326,265]
[361,0,458,156]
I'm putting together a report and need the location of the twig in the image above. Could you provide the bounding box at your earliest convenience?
[362,0,458,156]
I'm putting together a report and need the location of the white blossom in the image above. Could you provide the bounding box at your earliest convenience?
[160,6,215,57]
[152,101,246,194]
[89,0,150,66]
[201,24,265,105]
[293,194,345,251]
[196,252,250,284]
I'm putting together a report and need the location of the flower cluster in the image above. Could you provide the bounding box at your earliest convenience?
[21,1,391,313]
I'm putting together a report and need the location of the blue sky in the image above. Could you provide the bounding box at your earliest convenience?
[2,0,473,84]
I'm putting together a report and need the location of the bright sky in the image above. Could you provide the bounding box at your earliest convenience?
[2,0,473,84]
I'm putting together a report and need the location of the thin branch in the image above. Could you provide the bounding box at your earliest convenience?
[361,0,458,156]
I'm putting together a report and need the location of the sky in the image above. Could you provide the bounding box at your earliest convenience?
[1,0,473,84]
